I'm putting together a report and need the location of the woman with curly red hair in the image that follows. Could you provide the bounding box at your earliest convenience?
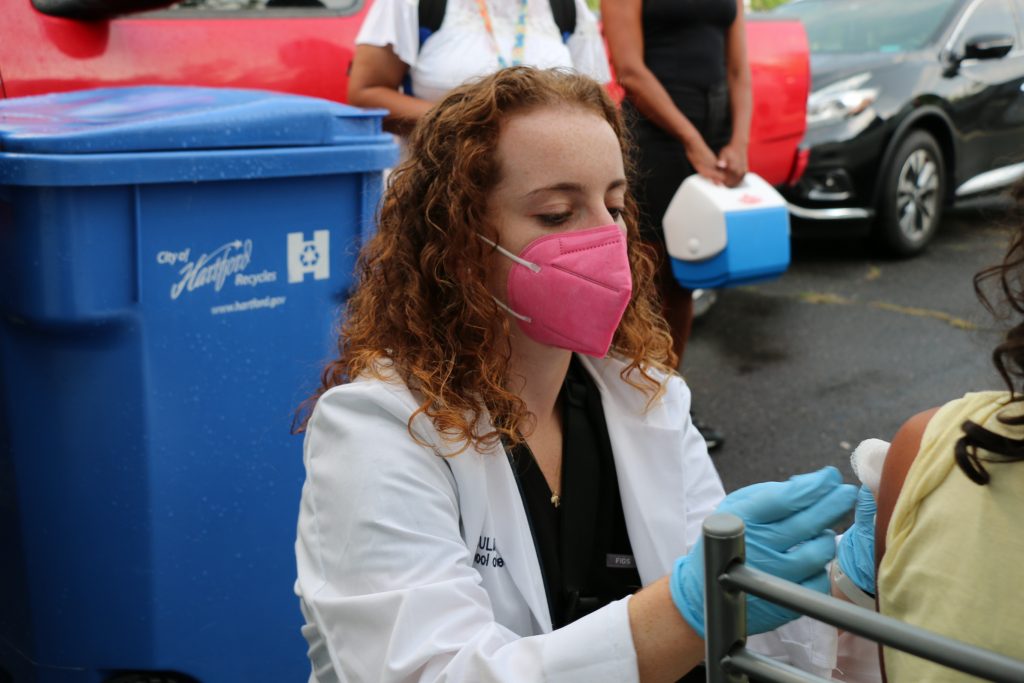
[294,67,864,682]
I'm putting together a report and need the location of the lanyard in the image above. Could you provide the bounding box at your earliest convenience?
[475,0,529,68]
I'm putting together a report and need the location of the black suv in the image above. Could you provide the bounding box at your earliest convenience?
[775,0,1024,255]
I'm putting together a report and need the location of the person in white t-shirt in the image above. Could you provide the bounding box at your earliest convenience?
[348,0,610,135]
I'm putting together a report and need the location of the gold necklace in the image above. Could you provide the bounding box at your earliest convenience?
[522,437,561,508]
[507,432,562,508]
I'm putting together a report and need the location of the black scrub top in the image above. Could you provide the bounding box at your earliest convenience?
[508,356,642,629]
[507,357,706,683]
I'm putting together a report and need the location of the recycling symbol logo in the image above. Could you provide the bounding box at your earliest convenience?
[300,244,320,268]
[287,230,330,283]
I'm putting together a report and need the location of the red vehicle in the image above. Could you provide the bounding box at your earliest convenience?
[746,15,812,187]
[0,0,809,186]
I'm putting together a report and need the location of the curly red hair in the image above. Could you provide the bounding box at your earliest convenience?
[301,67,676,453]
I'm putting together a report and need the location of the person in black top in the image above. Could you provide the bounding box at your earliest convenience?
[602,0,752,449]
[509,356,716,682]
[508,356,643,628]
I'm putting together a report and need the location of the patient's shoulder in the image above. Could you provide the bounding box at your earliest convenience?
[875,407,940,562]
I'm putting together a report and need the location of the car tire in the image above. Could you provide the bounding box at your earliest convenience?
[875,130,946,257]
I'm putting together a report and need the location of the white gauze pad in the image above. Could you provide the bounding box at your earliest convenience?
[850,438,890,497]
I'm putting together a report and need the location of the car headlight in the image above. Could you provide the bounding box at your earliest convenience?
[807,73,879,129]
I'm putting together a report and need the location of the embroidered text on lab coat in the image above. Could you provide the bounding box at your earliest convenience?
[475,536,505,569]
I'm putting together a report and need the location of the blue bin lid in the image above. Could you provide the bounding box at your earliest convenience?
[0,86,398,185]
[0,86,386,154]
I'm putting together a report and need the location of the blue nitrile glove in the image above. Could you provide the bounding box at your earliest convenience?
[837,484,876,595]
[670,467,857,637]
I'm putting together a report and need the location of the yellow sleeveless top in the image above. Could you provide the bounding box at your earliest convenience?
[878,391,1024,682]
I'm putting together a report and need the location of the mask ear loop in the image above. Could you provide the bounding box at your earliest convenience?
[491,296,532,322]
[476,233,542,273]
[475,233,536,322]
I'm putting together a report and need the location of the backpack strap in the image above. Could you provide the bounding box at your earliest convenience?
[419,0,576,49]
[549,0,576,43]
[418,0,447,47]
[407,0,447,93]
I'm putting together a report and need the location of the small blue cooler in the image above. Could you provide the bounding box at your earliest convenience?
[0,87,397,683]
[663,173,790,289]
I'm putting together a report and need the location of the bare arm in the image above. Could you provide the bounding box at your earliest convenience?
[717,0,752,187]
[601,0,726,184]
[347,44,434,136]
[629,578,705,683]
[872,411,937,573]
[873,407,938,683]
[875,408,938,563]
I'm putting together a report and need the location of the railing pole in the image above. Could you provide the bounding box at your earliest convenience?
[703,513,749,683]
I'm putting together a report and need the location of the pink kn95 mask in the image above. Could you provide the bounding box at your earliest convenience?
[479,224,633,358]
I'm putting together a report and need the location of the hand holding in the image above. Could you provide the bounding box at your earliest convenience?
[670,467,857,637]
[716,142,748,188]
[685,137,727,185]
[837,484,877,595]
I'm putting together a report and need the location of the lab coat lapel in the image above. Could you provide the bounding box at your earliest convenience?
[609,420,688,585]
[444,419,553,634]
[482,446,553,633]
[577,356,690,585]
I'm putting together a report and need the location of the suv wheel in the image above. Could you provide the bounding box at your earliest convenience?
[875,130,945,256]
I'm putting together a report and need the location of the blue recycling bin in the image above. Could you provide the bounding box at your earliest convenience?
[0,87,398,683]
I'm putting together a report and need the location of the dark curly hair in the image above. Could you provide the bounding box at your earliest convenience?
[957,182,1024,484]
[297,67,675,454]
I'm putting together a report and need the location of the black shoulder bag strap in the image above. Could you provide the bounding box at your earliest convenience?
[418,0,447,46]
[419,0,576,48]
[549,0,576,43]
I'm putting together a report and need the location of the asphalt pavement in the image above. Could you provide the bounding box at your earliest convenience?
[682,197,1018,494]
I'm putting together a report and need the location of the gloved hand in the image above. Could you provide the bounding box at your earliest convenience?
[670,467,857,637]
[837,484,876,595]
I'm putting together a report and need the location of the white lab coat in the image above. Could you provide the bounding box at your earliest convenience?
[294,355,842,682]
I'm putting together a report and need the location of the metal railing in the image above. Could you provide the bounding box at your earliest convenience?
[701,513,1024,683]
